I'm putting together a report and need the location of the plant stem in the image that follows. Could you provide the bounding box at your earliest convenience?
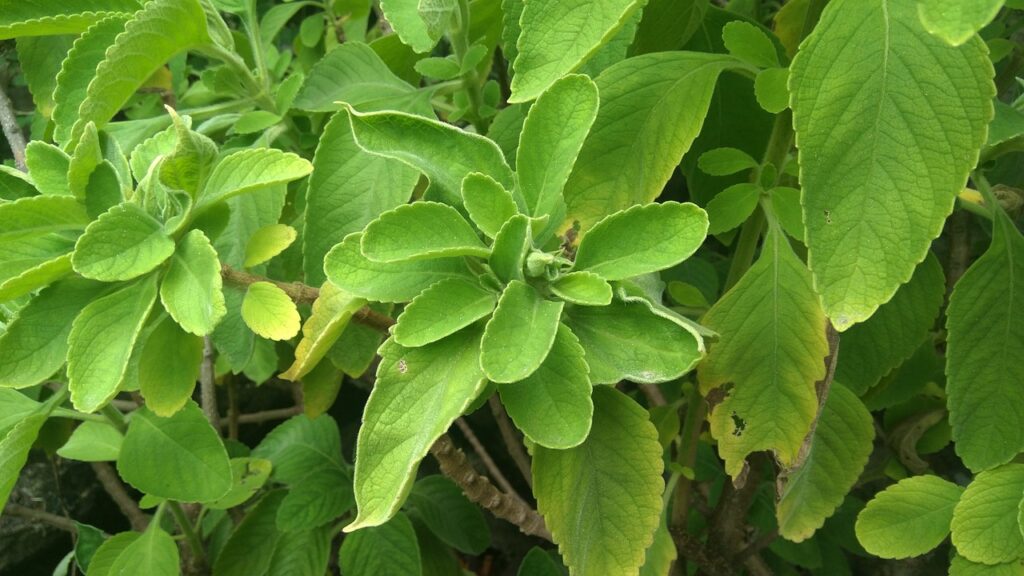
[488,396,533,488]
[51,408,110,425]
[455,417,522,501]
[201,337,221,432]
[4,503,79,533]
[168,501,205,563]
[101,403,128,434]
[91,462,149,531]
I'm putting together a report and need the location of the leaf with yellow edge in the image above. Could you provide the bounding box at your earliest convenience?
[281,282,367,381]
[244,224,297,268]
[242,282,300,341]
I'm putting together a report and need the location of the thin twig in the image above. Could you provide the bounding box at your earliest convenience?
[91,462,149,531]
[217,406,302,428]
[0,84,27,171]
[639,384,667,407]
[455,418,521,501]
[201,337,220,432]
[3,503,78,533]
[488,396,533,488]
[429,434,550,541]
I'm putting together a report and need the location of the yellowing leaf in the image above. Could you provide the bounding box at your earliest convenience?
[244,223,296,268]
[241,282,300,341]
[281,282,367,381]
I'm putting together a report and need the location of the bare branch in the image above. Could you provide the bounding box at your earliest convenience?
[91,462,149,531]
[0,84,27,171]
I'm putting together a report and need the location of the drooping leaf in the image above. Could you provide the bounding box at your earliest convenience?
[0,401,59,514]
[116,400,232,502]
[789,0,994,329]
[361,202,489,263]
[241,282,301,341]
[281,282,367,381]
[550,271,612,306]
[407,475,491,555]
[346,327,487,531]
[0,0,139,40]
[199,148,312,208]
[56,420,123,462]
[106,525,179,576]
[68,275,158,412]
[951,464,1024,565]
[917,0,1004,46]
[462,173,518,239]
[0,165,38,200]
[776,385,874,542]
[855,475,963,559]
[340,512,423,576]
[72,202,175,282]
[699,224,828,479]
[138,316,203,416]
[534,386,663,576]
[481,280,564,383]
[393,278,496,347]
[159,229,226,336]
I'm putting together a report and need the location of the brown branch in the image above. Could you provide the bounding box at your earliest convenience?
[218,406,302,428]
[429,434,550,541]
[455,418,521,500]
[0,84,27,172]
[3,503,78,533]
[91,462,149,531]
[201,337,221,432]
[488,396,533,488]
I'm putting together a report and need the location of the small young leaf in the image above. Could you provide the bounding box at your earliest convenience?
[754,67,790,113]
[361,202,489,262]
[697,147,759,176]
[550,271,613,306]
[139,316,203,416]
[72,202,175,282]
[242,282,300,341]
[160,229,226,336]
[918,0,1004,46]
[462,173,518,239]
[199,148,312,208]
[107,524,179,576]
[244,223,296,268]
[340,513,423,576]
[573,202,708,281]
[407,475,491,555]
[57,421,124,462]
[722,20,780,68]
[481,281,564,383]
[705,183,760,235]
[951,464,1024,565]
[855,475,963,559]
[281,282,367,381]
[393,278,496,347]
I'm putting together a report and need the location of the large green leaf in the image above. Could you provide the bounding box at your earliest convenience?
[946,211,1024,472]
[0,278,103,389]
[159,229,226,336]
[776,385,874,542]
[699,224,829,479]
[107,525,179,576]
[534,387,663,576]
[72,202,175,282]
[789,0,994,329]
[481,280,564,383]
[407,476,491,555]
[265,526,334,576]
[393,278,496,347]
[498,323,593,449]
[340,512,423,576]
[572,202,708,281]
[509,0,643,102]
[198,148,312,208]
[346,327,487,531]
[361,202,489,262]
[68,275,158,412]
[0,0,139,40]
[917,0,1004,46]
[138,316,203,416]
[0,195,89,243]
[213,491,286,576]
[855,475,963,559]
[325,232,475,303]
[951,464,1024,565]
[281,282,367,380]
[117,400,231,502]
[70,0,210,142]
[564,52,740,229]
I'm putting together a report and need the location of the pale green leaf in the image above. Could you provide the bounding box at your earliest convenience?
[776,385,874,542]
[754,67,790,113]
[499,323,593,449]
[489,214,531,284]
[697,147,759,176]
[565,53,739,229]
[550,271,612,306]
[0,0,139,40]
[117,400,231,502]
[205,457,272,510]
[408,475,490,555]
[573,202,709,281]
[0,193,89,244]
[722,20,780,68]
[699,224,829,478]
[393,278,496,347]
[72,202,175,281]
[509,0,644,102]
[952,464,1024,564]
[24,141,71,196]
[361,202,489,263]
[68,275,158,412]
[462,173,518,239]
[242,282,300,341]
[341,512,423,575]
[534,386,663,576]
[918,0,1004,46]
[325,232,475,303]
[199,148,312,208]
[244,224,296,268]
[855,475,963,559]
[107,525,179,576]
[56,421,123,462]
[705,183,760,235]
[281,282,367,381]
[563,299,702,384]
[139,316,202,416]
[481,280,564,383]
[0,234,75,294]
[160,229,226,337]
[789,0,994,329]
[346,327,486,531]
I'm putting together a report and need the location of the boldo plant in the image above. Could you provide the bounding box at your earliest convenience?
[0,0,1023,575]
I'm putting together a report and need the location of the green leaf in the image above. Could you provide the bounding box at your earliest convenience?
[489,214,531,284]
[73,521,106,573]
[509,0,643,102]
[252,414,347,484]
[379,0,439,53]
[325,232,475,303]
[0,165,38,200]
[855,475,963,559]
[0,194,89,244]
[346,327,486,531]
[25,141,71,196]
[68,275,158,412]
[0,278,103,389]
[294,42,432,114]
[244,224,296,268]
[754,67,790,113]
[361,202,489,262]
[117,400,231,502]
[534,386,663,575]
[705,183,760,235]
[564,52,740,229]
[573,202,708,281]
[789,0,994,329]
[0,391,42,437]
[242,282,300,341]
[266,525,334,576]
[516,74,599,239]
[70,0,210,142]
[343,106,515,206]
[550,271,612,306]
[199,148,312,208]
[138,316,202,416]
[84,532,140,576]
[0,0,138,40]
[341,512,423,575]
[517,548,564,576]
[408,475,491,555]
[0,407,56,514]
[836,254,944,395]
[160,229,226,337]
[160,110,218,197]
[697,147,759,176]
[212,491,285,576]
[949,555,1024,576]
[918,0,1003,46]
[722,20,780,68]
[462,173,518,239]
[72,203,175,282]
[776,384,874,542]
[281,282,367,381]
[698,224,828,479]
[639,519,677,576]
[563,299,702,384]
[481,280,564,383]
[499,323,593,449]
[67,123,104,199]
[952,464,1024,564]
[393,278,496,347]
[107,525,179,576]
[57,421,123,462]
[206,457,270,509]
[947,212,1024,472]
